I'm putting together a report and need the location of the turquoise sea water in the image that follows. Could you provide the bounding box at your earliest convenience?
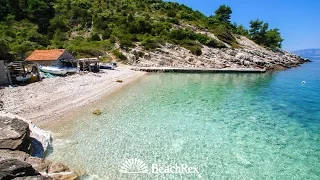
[48,59,320,180]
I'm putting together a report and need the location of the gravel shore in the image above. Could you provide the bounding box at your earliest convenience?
[0,68,145,128]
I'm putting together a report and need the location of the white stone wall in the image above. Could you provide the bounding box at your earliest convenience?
[0,61,10,86]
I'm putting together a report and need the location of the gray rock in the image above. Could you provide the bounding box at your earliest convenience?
[26,157,52,174]
[0,150,29,161]
[13,176,53,180]
[0,159,39,180]
[0,117,31,152]
[0,101,3,111]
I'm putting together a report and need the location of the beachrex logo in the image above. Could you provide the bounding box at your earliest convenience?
[119,159,199,174]
[119,158,148,174]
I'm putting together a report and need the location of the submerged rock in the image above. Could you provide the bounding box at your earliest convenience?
[93,109,102,115]
[48,171,78,180]
[48,162,70,173]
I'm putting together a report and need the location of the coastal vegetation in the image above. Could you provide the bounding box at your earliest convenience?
[0,0,283,61]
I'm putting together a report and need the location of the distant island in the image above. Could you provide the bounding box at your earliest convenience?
[292,49,320,58]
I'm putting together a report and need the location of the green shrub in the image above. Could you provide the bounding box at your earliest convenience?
[102,29,112,40]
[91,33,101,41]
[119,39,134,50]
[167,10,177,18]
[204,39,226,48]
[195,34,210,44]
[133,50,144,60]
[168,18,180,25]
[27,32,50,47]
[110,36,116,43]
[141,38,161,50]
[65,40,113,58]
[175,40,202,56]
[179,12,195,21]
[112,49,127,61]
[170,29,195,40]
[213,25,237,46]
[188,46,202,56]
[231,42,239,49]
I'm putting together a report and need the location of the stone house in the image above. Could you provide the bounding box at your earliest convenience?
[25,49,75,67]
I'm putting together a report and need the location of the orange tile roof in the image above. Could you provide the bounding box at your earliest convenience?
[25,49,65,61]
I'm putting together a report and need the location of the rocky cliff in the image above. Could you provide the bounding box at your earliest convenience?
[123,31,309,70]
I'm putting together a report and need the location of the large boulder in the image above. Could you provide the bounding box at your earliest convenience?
[0,117,31,152]
[0,112,52,158]
[0,159,40,179]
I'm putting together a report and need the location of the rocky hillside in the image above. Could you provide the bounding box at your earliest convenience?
[123,28,309,70]
[0,0,309,69]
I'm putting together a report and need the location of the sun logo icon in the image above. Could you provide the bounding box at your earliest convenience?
[119,158,149,174]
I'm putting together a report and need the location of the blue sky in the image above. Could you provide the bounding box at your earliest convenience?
[167,0,320,51]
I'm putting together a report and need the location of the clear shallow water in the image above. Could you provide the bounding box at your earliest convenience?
[48,60,320,180]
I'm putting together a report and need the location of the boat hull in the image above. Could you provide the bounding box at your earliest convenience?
[39,67,67,75]
[16,74,32,81]
[66,68,78,73]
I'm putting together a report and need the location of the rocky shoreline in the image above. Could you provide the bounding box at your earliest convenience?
[123,33,310,70]
[0,112,79,180]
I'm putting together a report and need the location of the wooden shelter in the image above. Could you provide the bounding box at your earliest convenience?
[78,58,100,72]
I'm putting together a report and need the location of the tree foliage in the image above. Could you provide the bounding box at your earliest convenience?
[0,0,284,59]
[214,5,232,24]
[249,19,283,49]
[0,38,14,60]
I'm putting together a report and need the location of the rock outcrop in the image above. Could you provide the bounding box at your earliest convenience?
[124,32,309,70]
[0,112,52,158]
[0,116,31,152]
[0,159,43,180]
[0,150,29,162]
[0,113,79,180]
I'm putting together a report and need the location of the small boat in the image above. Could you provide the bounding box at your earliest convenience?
[100,64,115,70]
[66,67,78,73]
[39,66,67,75]
[16,74,32,82]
